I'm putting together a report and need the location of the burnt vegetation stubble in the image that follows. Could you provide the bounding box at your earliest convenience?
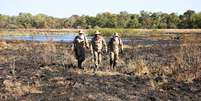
[0,33,201,100]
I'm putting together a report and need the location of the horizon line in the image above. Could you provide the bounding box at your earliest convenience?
[1,10,200,18]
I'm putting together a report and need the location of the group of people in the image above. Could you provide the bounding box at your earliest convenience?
[73,30,123,70]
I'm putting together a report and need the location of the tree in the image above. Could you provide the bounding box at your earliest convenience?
[116,11,130,28]
[190,13,201,28]
[139,11,152,28]
[64,15,80,28]
[158,13,169,28]
[96,12,118,28]
[16,13,34,28]
[150,12,162,28]
[85,16,97,28]
[167,13,181,28]
[0,10,201,29]
[73,16,88,28]
[0,14,9,28]
[178,10,195,28]
[32,14,48,28]
[126,14,140,28]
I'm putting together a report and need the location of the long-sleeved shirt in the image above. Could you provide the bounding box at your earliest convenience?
[73,34,89,48]
[108,36,123,52]
[91,36,107,52]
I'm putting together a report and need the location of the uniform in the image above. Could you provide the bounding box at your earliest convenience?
[108,33,123,68]
[73,30,89,69]
[91,31,107,69]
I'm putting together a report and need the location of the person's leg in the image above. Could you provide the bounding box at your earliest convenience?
[78,59,82,69]
[78,48,85,69]
[97,52,102,70]
[110,52,114,70]
[98,52,102,65]
[82,48,86,69]
[113,52,118,68]
[75,48,80,68]
[94,51,99,69]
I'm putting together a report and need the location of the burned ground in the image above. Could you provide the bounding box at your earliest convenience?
[0,33,201,101]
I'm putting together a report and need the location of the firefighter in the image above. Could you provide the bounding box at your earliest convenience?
[108,32,123,69]
[73,30,89,69]
[91,31,107,70]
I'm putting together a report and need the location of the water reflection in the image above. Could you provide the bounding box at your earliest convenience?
[0,33,179,45]
[0,34,77,42]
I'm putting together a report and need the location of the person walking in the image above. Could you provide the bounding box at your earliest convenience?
[73,30,89,69]
[91,31,107,70]
[108,32,123,69]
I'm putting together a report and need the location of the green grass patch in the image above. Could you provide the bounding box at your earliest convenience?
[0,30,75,36]
[87,28,164,37]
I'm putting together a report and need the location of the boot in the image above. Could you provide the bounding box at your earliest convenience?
[78,60,83,69]
[95,64,99,71]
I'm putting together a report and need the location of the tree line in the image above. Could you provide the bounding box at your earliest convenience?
[0,10,201,29]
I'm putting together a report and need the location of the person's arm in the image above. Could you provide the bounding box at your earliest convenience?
[107,38,112,52]
[119,38,123,53]
[90,39,94,55]
[72,36,78,51]
[73,36,77,43]
[84,35,89,48]
[102,37,107,52]
[75,36,82,43]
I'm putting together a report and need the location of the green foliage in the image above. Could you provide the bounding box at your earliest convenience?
[0,10,201,29]
[178,10,196,28]
[16,13,33,28]
[190,13,201,28]
[87,28,155,37]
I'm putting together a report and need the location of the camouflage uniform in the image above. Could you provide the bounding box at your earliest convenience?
[91,31,107,69]
[108,33,123,68]
[73,31,89,69]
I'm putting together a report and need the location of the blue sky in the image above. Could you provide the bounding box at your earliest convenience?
[0,0,201,18]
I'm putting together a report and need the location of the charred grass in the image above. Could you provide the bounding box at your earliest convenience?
[0,33,201,101]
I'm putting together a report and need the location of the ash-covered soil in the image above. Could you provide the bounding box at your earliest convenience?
[0,34,201,101]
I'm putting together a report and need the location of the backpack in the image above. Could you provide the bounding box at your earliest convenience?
[110,37,121,45]
[109,37,121,51]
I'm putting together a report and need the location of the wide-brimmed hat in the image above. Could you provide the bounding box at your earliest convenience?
[95,31,101,35]
[113,32,119,37]
[79,30,84,34]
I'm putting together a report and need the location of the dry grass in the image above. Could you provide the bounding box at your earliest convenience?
[0,33,201,100]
